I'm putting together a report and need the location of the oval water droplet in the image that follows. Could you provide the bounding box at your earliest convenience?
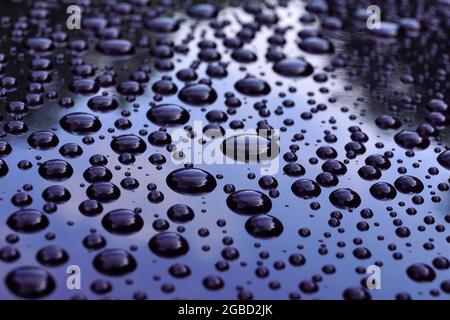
[148,232,189,257]
[86,182,121,202]
[96,39,135,56]
[147,104,190,126]
[291,179,321,199]
[178,83,217,106]
[221,134,279,163]
[28,131,59,150]
[273,58,314,77]
[166,168,217,195]
[102,209,144,235]
[245,214,283,238]
[110,134,147,155]
[60,113,101,135]
[329,188,361,209]
[7,209,49,233]
[93,249,137,276]
[226,189,272,215]
[235,77,271,96]
[6,266,55,298]
[38,159,73,181]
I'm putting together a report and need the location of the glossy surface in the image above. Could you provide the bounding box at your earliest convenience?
[0,0,449,300]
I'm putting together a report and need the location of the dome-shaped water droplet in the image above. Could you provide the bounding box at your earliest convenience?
[166,168,217,195]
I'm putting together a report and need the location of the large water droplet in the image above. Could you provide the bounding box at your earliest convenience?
[7,209,49,233]
[36,245,69,266]
[110,134,147,155]
[221,134,279,163]
[102,209,144,235]
[6,266,55,298]
[437,150,450,170]
[87,96,119,112]
[60,113,101,135]
[38,159,73,181]
[226,189,272,215]
[167,204,195,223]
[96,39,135,56]
[235,77,271,96]
[86,182,121,202]
[147,104,190,126]
[178,83,217,106]
[273,58,314,77]
[187,4,218,19]
[148,232,189,257]
[166,168,217,195]
[28,131,59,150]
[145,17,180,33]
[329,188,361,209]
[93,249,137,276]
[394,175,424,194]
[245,214,283,238]
[291,179,321,199]
[406,263,436,282]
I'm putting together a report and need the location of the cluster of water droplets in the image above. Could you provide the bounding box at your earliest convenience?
[0,0,449,300]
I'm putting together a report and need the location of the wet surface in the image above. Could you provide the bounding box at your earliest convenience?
[0,0,449,300]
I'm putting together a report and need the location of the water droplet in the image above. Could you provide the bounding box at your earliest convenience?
[437,150,450,170]
[329,188,361,209]
[102,209,144,235]
[149,232,189,257]
[28,131,59,150]
[60,113,101,135]
[235,77,271,96]
[221,134,279,162]
[42,185,71,203]
[7,209,49,233]
[167,204,195,223]
[86,182,121,202]
[36,245,69,266]
[299,36,334,54]
[245,214,283,238]
[394,175,424,194]
[145,17,180,33]
[87,96,119,112]
[273,58,314,77]
[38,159,73,181]
[96,39,135,56]
[147,104,190,126]
[291,179,321,199]
[110,134,147,155]
[187,4,218,19]
[370,182,397,200]
[93,249,137,276]
[406,263,436,282]
[394,130,430,150]
[178,83,217,106]
[6,266,55,298]
[226,189,272,215]
[166,168,217,195]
